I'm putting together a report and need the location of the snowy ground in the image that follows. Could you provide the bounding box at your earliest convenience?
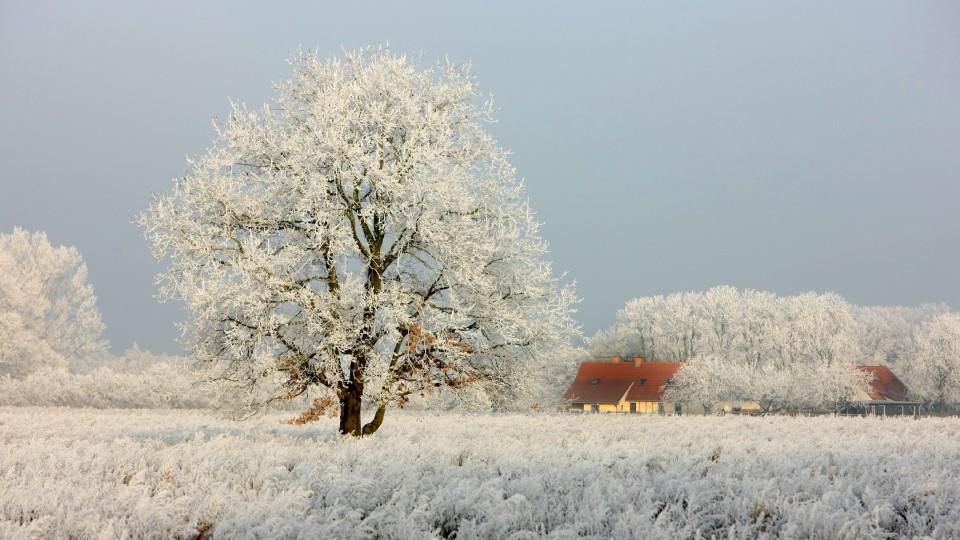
[1,408,959,539]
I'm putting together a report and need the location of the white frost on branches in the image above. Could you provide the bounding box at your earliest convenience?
[591,287,960,411]
[590,287,859,364]
[851,304,960,409]
[0,228,107,378]
[590,286,868,411]
[913,313,960,409]
[139,47,579,427]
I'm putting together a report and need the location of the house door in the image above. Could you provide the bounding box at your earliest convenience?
[658,402,665,415]
[629,402,636,413]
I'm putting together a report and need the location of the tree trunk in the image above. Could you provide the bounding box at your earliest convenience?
[361,404,387,436]
[338,391,388,437]
[339,391,363,436]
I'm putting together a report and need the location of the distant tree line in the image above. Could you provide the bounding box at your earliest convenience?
[588,286,960,413]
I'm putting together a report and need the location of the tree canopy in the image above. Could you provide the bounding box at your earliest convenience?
[0,228,107,378]
[139,48,579,434]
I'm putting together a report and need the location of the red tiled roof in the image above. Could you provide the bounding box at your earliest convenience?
[563,360,682,404]
[625,362,683,401]
[857,365,910,401]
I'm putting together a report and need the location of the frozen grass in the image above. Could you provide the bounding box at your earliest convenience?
[1,408,958,539]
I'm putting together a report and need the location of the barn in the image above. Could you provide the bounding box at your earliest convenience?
[844,365,921,417]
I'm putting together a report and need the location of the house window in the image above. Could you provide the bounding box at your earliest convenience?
[591,378,600,385]
[638,379,646,386]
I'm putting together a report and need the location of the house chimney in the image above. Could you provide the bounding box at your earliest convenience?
[611,355,623,363]
[633,357,645,366]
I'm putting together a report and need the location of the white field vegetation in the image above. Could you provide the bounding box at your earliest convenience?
[1,408,958,539]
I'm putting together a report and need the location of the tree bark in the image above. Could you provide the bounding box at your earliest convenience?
[338,391,387,437]
[361,403,387,436]
[339,391,363,436]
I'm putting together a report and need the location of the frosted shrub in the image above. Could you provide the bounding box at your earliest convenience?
[0,364,210,409]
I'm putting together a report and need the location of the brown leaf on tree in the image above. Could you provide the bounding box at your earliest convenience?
[285,396,338,425]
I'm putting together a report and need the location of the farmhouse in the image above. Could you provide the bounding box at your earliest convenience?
[563,356,682,414]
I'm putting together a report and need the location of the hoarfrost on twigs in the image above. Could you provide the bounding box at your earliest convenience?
[138,46,580,435]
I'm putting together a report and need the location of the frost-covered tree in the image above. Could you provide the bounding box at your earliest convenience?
[0,228,107,378]
[139,48,579,435]
[913,313,960,411]
[665,354,742,412]
[852,304,949,364]
[0,312,65,378]
[598,287,866,411]
[590,287,860,366]
[850,303,951,403]
[600,288,959,412]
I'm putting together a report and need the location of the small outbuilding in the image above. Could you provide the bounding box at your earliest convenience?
[843,365,921,417]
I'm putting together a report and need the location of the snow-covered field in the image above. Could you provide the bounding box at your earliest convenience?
[1,409,958,539]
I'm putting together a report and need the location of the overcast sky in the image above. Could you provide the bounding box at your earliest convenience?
[1,1,958,354]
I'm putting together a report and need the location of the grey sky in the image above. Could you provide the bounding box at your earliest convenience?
[1,1,958,354]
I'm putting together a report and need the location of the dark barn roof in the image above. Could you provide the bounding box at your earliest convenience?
[857,365,911,402]
[564,359,682,404]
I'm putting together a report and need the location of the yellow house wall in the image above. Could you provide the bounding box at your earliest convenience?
[575,403,624,413]
[619,401,671,414]
[577,400,696,415]
[637,401,657,414]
